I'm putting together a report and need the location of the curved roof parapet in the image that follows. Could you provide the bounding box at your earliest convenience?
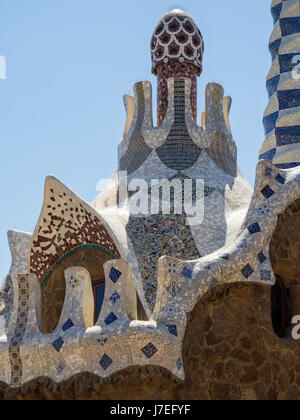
[7,230,32,276]
[29,176,125,285]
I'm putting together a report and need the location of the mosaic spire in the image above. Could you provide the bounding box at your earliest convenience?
[259,0,300,168]
[150,9,204,125]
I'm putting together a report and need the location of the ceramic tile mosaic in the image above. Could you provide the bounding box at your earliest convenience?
[7,231,32,277]
[119,82,153,175]
[151,9,204,77]
[29,176,121,285]
[117,73,252,314]
[0,275,14,329]
[156,61,198,126]
[260,0,300,168]
[1,3,300,388]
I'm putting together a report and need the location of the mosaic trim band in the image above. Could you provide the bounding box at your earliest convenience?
[8,275,30,386]
[41,243,118,288]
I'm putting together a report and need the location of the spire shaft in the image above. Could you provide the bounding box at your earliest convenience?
[259,0,300,168]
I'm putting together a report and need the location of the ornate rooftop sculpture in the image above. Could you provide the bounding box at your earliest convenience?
[1,2,300,397]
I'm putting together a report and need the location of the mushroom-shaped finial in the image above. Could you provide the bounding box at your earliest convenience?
[151,9,204,125]
[151,9,204,76]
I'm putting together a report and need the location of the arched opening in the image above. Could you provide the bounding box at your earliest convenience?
[92,279,105,324]
[269,198,300,337]
[271,276,288,337]
[40,244,116,334]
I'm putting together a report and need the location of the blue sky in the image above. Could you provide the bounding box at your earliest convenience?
[0,0,273,280]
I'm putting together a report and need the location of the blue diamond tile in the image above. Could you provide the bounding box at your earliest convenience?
[241,264,254,279]
[261,185,275,199]
[104,312,118,326]
[248,222,261,235]
[141,343,158,359]
[99,354,113,371]
[109,267,122,283]
[181,267,193,279]
[261,270,271,281]
[275,173,286,185]
[109,291,121,305]
[265,167,272,178]
[258,251,267,264]
[52,337,64,352]
[166,324,178,337]
[176,357,183,371]
[62,318,74,332]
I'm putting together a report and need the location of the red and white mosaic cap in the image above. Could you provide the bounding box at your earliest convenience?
[151,9,204,76]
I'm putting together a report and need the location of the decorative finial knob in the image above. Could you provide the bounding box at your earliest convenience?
[151,9,204,76]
